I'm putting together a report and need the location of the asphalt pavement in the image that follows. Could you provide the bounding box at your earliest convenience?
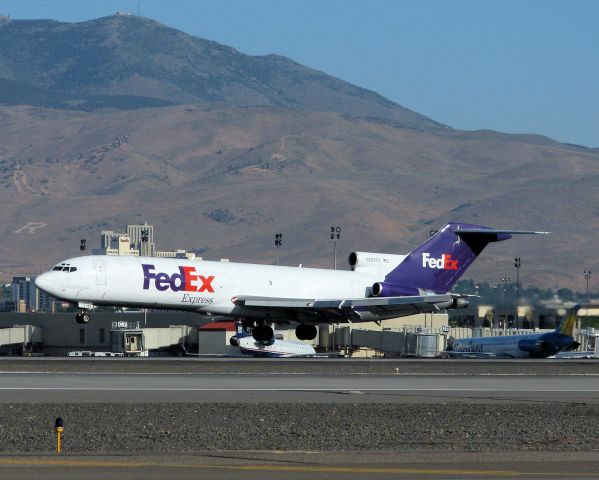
[0,371,598,403]
[0,358,598,479]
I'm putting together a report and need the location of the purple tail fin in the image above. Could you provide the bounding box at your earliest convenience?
[384,222,514,293]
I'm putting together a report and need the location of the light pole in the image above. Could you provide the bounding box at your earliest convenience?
[584,270,592,302]
[330,226,341,270]
[514,257,521,328]
[583,270,592,338]
[275,233,283,266]
[501,277,511,329]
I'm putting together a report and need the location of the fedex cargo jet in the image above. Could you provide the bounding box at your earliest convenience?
[35,222,546,343]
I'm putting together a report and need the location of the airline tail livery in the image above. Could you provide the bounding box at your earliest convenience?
[35,222,547,343]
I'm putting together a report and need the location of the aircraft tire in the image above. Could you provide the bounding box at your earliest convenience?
[304,325,317,340]
[296,324,317,341]
[295,324,306,340]
[253,325,274,342]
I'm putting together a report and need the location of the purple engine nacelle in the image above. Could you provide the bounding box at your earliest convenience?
[371,282,420,297]
[371,282,470,310]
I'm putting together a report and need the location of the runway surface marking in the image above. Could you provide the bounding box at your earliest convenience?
[1,372,598,376]
[1,458,598,477]
[2,387,599,392]
[2,373,598,391]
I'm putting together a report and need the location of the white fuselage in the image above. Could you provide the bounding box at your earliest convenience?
[450,335,534,358]
[449,332,561,359]
[36,255,382,318]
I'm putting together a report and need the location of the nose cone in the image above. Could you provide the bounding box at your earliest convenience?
[34,272,54,295]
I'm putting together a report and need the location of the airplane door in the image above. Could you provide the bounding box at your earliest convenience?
[93,260,106,285]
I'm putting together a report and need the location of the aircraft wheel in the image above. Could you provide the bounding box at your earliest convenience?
[253,325,274,343]
[296,324,316,340]
[296,324,306,340]
[304,325,317,340]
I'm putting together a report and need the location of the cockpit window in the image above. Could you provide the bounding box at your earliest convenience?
[52,263,76,272]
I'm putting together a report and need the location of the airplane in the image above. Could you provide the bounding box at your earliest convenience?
[229,323,317,357]
[446,305,580,358]
[35,222,547,344]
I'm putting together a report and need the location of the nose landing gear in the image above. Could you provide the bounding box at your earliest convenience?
[75,310,90,324]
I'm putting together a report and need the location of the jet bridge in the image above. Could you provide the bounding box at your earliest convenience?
[110,325,193,356]
[0,325,43,354]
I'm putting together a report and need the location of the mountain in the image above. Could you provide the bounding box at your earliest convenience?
[0,14,597,290]
[0,15,441,131]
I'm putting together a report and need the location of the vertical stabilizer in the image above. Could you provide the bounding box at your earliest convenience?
[383,223,546,293]
[556,305,580,336]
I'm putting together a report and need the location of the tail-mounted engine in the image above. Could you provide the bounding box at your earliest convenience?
[348,251,406,276]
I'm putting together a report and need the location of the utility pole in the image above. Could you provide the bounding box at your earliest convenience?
[275,233,283,266]
[330,226,341,270]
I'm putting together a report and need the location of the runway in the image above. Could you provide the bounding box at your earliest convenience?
[1,371,599,403]
[1,360,598,478]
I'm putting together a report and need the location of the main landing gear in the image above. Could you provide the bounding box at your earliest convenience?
[295,324,317,341]
[244,320,317,343]
[75,310,90,324]
[252,322,274,343]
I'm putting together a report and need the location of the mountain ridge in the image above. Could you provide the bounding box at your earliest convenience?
[0,14,443,131]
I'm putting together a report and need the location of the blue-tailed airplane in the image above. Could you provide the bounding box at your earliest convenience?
[446,306,581,358]
[35,222,547,344]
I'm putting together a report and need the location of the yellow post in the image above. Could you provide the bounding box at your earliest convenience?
[54,417,64,453]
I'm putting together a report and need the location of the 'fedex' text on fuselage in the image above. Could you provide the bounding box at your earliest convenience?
[142,264,215,293]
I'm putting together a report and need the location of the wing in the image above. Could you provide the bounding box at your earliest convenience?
[444,351,513,359]
[233,294,457,324]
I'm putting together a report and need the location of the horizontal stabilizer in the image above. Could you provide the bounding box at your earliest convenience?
[456,228,549,235]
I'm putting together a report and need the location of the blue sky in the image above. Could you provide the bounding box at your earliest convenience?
[1,0,598,147]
